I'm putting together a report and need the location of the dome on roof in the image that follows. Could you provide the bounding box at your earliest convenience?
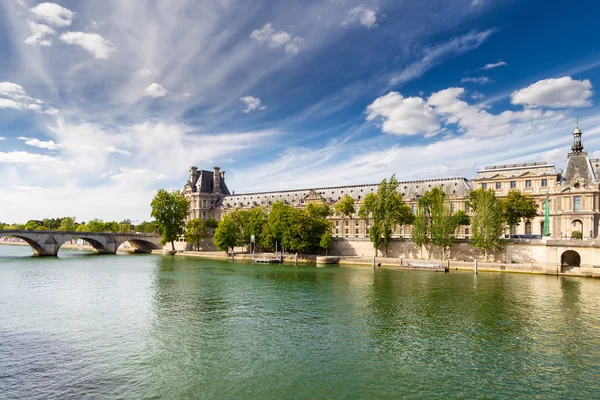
[574,127,582,134]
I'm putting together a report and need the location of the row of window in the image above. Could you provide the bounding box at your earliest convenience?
[481,179,548,190]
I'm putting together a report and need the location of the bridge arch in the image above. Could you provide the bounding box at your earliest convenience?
[0,233,44,256]
[56,237,108,254]
[121,238,162,253]
[561,250,581,267]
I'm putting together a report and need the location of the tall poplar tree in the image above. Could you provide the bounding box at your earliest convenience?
[359,175,414,256]
[468,188,505,261]
[412,202,428,259]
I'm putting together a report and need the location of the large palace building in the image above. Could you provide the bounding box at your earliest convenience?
[183,126,600,240]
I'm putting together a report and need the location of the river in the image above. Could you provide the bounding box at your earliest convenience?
[1,244,599,399]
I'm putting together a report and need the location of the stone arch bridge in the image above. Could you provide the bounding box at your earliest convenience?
[0,230,162,256]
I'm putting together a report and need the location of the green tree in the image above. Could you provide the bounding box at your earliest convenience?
[150,189,190,250]
[320,231,334,256]
[429,188,459,260]
[469,188,505,261]
[185,219,208,251]
[25,220,42,230]
[135,221,159,234]
[358,175,414,256]
[76,223,87,232]
[412,201,428,258]
[213,212,241,252]
[86,219,106,232]
[59,217,77,231]
[571,230,582,240]
[501,190,538,236]
[205,218,219,229]
[103,221,119,232]
[334,194,355,219]
[237,208,268,250]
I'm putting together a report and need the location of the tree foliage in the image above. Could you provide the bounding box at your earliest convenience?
[213,212,241,252]
[150,189,190,249]
[501,190,538,234]
[59,217,77,231]
[334,194,355,218]
[358,175,414,256]
[468,188,505,260]
[412,201,428,258]
[320,231,334,255]
[411,188,470,259]
[185,219,208,251]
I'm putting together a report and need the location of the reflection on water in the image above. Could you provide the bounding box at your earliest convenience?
[1,244,600,399]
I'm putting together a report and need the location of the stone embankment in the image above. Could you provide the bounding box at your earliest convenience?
[154,250,598,277]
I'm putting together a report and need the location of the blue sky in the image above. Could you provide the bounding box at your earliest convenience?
[1,0,600,222]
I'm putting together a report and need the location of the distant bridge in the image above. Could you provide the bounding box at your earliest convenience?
[0,230,163,257]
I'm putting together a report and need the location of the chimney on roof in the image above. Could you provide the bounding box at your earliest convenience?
[189,166,198,184]
[213,166,221,195]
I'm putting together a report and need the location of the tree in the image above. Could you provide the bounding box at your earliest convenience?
[571,230,583,240]
[259,202,331,253]
[412,201,428,258]
[59,217,77,231]
[103,221,119,232]
[429,188,460,260]
[334,195,355,219]
[25,220,42,230]
[185,219,208,251]
[501,190,538,236]
[86,219,106,232]
[320,231,334,256]
[205,218,219,229]
[213,212,241,252]
[150,189,190,250]
[135,221,159,234]
[468,188,505,261]
[358,175,414,256]
[236,207,268,249]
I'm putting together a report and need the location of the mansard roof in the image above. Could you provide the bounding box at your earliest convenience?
[189,169,231,195]
[475,162,557,179]
[562,151,596,187]
[221,177,472,208]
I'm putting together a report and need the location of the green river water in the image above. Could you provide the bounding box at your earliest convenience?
[1,244,599,399]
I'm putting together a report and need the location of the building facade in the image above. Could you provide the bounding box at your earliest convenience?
[183,127,600,240]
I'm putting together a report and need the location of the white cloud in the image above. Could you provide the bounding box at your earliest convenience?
[471,91,484,100]
[344,5,378,28]
[461,76,493,84]
[365,92,440,135]
[285,37,304,55]
[0,151,61,164]
[250,23,303,54]
[239,96,265,113]
[135,68,154,78]
[30,2,73,27]
[105,145,132,156]
[482,60,507,70]
[60,32,116,59]
[427,87,560,138]
[142,83,168,98]
[0,81,58,115]
[511,76,593,108]
[0,137,5,140]
[390,29,494,85]
[17,136,62,150]
[24,21,55,46]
